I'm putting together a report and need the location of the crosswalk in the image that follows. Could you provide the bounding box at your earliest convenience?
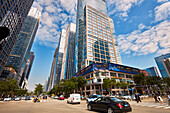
[130,101,170,109]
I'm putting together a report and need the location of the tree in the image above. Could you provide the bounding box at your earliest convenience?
[133,73,147,86]
[34,84,43,95]
[77,76,87,94]
[103,78,116,94]
[120,81,129,95]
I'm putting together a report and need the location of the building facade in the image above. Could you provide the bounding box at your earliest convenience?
[145,66,159,77]
[53,23,76,86]
[47,47,58,92]
[155,53,170,78]
[6,7,41,80]
[0,0,34,75]
[75,0,121,73]
[162,58,170,77]
[74,63,146,96]
[20,52,35,89]
[53,29,66,86]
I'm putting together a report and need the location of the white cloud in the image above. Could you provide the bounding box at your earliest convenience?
[118,21,170,56]
[32,0,77,48]
[155,2,170,22]
[157,0,169,3]
[107,0,144,18]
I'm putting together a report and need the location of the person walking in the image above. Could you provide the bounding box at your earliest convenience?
[154,94,158,103]
[168,94,170,106]
[158,95,163,104]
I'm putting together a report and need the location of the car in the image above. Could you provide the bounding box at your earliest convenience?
[21,96,26,100]
[121,95,131,100]
[4,97,11,101]
[43,95,47,99]
[67,94,81,104]
[15,97,21,101]
[54,96,59,99]
[87,97,132,113]
[86,94,102,103]
[59,95,65,100]
[25,96,31,100]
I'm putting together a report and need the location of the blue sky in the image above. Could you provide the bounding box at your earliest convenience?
[27,0,170,91]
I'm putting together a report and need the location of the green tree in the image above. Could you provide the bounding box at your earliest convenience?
[34,84,43,95]
[103,78,116,94]
[77,76,87,93]
[133,73,147,86]
[120,81,129,95]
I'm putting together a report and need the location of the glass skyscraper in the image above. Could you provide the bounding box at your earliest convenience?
[145,66,159,77]
[75,0,122,72]
[0,0,34,75]
[6,7,41,84]
[155,53,170,78]
[53,23,76,86]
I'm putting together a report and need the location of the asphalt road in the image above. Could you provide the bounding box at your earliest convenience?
[0,99,169,113]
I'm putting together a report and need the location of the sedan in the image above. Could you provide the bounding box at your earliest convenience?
[87,97,132,113]
[4,97,11,101]
[15,97,21,101]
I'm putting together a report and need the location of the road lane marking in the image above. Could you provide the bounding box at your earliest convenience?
[155,106,165,108]
[164,107,170,109]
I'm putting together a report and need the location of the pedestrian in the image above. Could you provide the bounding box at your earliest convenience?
[154,94,158,103]
[167,94,170,106]
[158,95,163,104]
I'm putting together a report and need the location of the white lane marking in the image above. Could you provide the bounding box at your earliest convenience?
[164,107,170,109]
[148,105,158,107]
[155,106,165,108]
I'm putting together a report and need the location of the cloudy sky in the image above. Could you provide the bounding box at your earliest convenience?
[27,0,170,91]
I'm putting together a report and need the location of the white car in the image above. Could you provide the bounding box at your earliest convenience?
[67,94,80,104]
[122,95,131,100]
[54,96,58,99]
[15,97,21,101]
[4,97,11,101]
[21,96,26,100]
[86,95,102,103]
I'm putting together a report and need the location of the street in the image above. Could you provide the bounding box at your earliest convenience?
[0,98,169,113]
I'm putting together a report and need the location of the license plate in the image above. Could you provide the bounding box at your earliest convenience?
[125,104,129,107]
[76,98,79,100]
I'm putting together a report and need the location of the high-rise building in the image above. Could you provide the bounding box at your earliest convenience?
[75,0,121,72]
[145,66,159,77]
[47,47,58,92]
[20,52,35,89]
[53,29,66,85]
[0,0,34,75]
[53,23,76,86]
[162,58,170,77]
[6,7,41,83]
[155,53,170,78]
[60,23,76,80]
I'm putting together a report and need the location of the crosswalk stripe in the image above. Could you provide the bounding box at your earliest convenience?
[164,107,170,109]
[155,106,165,108]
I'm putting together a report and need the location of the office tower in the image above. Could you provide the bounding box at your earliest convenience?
[6,7,41,83]
[0,0,34,75]
[47,47,58,92]
[145,66,159,77]
[75,0,122,72]
[20,52,35,89]
[53,30,66,85]
[162,58,170,77]
[155,53,170,77]
[53,23,76,85]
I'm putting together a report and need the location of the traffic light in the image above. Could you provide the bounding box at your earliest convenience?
[0,26,10,50]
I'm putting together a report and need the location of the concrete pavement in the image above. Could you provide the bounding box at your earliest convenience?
[0,99,169,113]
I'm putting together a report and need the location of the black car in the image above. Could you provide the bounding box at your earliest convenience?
[87,97,132,113]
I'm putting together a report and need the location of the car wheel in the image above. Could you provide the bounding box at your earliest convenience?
[107,107,114,113]
[88,105,92,111]
[67,101,69,104]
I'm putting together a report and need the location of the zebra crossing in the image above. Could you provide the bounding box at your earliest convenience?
[130,101,170,109]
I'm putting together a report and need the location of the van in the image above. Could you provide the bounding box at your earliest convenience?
[67,94,81,104]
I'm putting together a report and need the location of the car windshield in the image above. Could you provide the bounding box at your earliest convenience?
[111,98,122,102]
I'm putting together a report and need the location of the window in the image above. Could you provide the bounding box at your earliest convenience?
[118,74,124,78]
[110,72,116,77]
[126,75,132,78]
[97,78,101,82]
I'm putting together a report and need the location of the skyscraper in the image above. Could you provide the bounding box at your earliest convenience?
[6,7,41,83]
[0,0,34,75]
[60,23,76,80]
[155,53,170,78]
[145,66,159,77]
[53,23,76,86]
[53,29,66,85]
[20,52,35,89]
[75,0,121,72]
[162,58,170,77]
[47,47,58,92]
